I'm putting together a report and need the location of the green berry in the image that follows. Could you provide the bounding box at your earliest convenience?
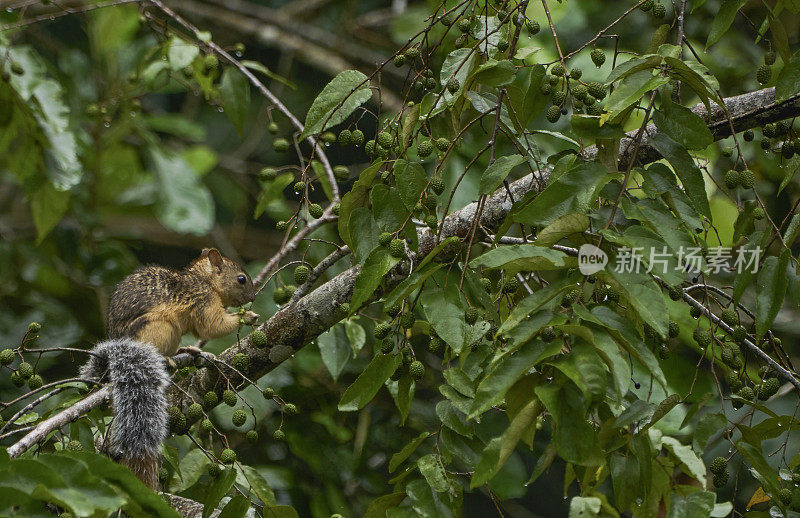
[232,353,249,373]
[200,418,213,433]
[321,131,337,143]
[232,409,247,427]
[418,140,434,157]
[293,181,306,193]
[502,278,519,294]
[657,345,670,360]
[753,207,765,220]
[709,456,727,475]
[389,238,406,258]
[332,203,340,215]
[552,91,567,106]
[171,413,187,434]
[690,305,702,318]
[206,463,222,478]
[272,138,290,152]
[726,371,743,392]
[308,203,323,218]
[0,349,14,366]
[428,336,445,353]
[435,138,450,152]
[28,322,41,333]
[275,221,289,232]
[273,286,288,304]
[758,377,780,400]
[737,385,755,401]
[251,331,268,348]
[540,326,556,343]
[223,389,237,407]
[465,307,480,325]
[259,167,278,181]
[294,265,311,284]
[272,429,285,441]
[458,18,472,33]
[550,64,565,77]
[10,371,24,387]
[652,3,666,18]
[540,83,552,95]
[668,320,679,338]
[765,52,776,66]
[587,81,606,100]
[67,440,83,452]
[724,169,739,189]
[374,322,392,339]
[400,312,415,329]
[756,64,771,85]
[743,129,754,141]
[219,448,236,464]
[693,327,712,348]
[379,232,393,246]
[246,430,259,443]
[526,20,540,34]
[267,121,279,134]
[668,285,682,301]
[446,77,460,94]
[393,55,406,67]
[480,278,492,293]
[377,131,393,149]
[545,105,561,123]
[640,0,654,10]
[590,49,606,67]
[712,470,729,488]
[720,308,738,326]
[779,488,793,505]
[430,177,445,195]
[262,387,275,398]
[739,169,755,189]
[17,362,33,380]
[284,403,298,415]
[569,68,582,80]
[186,403,203,422]
[496,10,509,22]
[409,361,425,380]
[338,129,352,146]
[586,102,603,116]
[351,129,364,146]
[424,214,438,230]
[380,340,394,354]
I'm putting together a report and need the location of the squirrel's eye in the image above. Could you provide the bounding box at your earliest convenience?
[237,275,246,285]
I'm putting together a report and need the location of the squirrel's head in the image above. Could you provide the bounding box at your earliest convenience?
[190,248,256,307]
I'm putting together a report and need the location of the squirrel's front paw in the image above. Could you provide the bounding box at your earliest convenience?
[243,310,260,324]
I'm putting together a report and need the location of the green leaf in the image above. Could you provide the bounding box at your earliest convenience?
[371,184,411,235]
[364,493,406,518]
[468,244,568,272]
[300,70,371,139]
[661,437,707,487]
[239,465,276,506]
[736,440,781,492]
[218,495,249,518]
[436,400,473,437]
[653,101,713,151]
[668,491,716,518]
[569,496,601,517]
[644,393,681,430]
[775,54,800,102]
[479,154,525,195]
[384,263,443,309]
[240,60,295,89]
[535,381,602,465]
[570,115,626,140]
[499,275,577,334]
[434,48,477,112]
[417,454,451,492]
[472,59,517,87]
[604,268,669,339]
[510,161,612,227]
[219,68,250,135]
[754,250,790,341]
[260,506,299,517]
[468,341,558,419]
[535,213,590,248]
[648,133,711,219]
[393,160,427,210]
[254,173,293,219]
[548,340,608,402]
[203,466,237,518]
[151,149,214,236]
[30,181,70,243]
[602,71,669,124]
[706,0,747,48]
[692,413,727,454]
[338,353,402,411]
[318,325,351,381]
[349,247,400,312]
[389,432,431,473]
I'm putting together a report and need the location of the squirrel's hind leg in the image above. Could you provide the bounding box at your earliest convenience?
[136,320,182,357]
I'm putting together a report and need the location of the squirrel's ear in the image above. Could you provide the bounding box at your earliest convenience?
[201,248,224,269]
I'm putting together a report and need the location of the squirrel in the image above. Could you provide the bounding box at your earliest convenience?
[80,248,258,490]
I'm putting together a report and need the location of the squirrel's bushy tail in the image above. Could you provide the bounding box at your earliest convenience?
[80,338,169,490]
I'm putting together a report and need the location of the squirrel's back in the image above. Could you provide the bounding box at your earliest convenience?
[106,265,208,340]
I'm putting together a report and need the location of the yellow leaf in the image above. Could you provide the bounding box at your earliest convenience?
[747,487,770,509]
